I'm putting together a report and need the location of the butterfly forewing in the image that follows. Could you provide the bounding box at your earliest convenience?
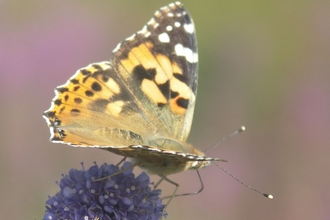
[111,2,198,141]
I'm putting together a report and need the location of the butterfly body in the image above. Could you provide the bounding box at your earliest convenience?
[44,2,219,177]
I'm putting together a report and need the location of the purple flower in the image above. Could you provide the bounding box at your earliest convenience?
[44,162,166,220]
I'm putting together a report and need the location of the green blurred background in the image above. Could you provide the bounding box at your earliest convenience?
[1,0,330,219]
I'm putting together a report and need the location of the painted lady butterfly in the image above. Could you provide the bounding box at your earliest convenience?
[44,1,220,175]
[43,3,221,207]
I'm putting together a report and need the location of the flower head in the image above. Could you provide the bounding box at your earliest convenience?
[44,162,166,220]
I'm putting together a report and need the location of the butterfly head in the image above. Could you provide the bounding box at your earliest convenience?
[186,149,213,170]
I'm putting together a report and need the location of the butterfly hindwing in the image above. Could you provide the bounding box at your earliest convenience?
[43,62,147,147]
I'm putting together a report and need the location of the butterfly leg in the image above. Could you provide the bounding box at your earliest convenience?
[163,170,204,200]
[158,174,180,217]
[115,157,127,166]
[154,178,164,190]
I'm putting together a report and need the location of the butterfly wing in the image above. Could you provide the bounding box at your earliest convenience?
[43,2,198,148]
[44,62,147,147]
[111,2,198,141]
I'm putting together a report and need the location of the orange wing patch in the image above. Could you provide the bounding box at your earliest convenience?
[117,42,193,115]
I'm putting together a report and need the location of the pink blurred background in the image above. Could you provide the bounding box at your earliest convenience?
[1,0,330,219]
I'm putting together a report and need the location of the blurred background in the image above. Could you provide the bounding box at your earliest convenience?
[1,0,330,219]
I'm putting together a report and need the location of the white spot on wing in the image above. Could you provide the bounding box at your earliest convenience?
[175,43,198,63]
[184,47,198,63]
[158,32,170,43]
[184,23,194,34]
[148,18,156,26]
[113,43,121,53]
[184,48,194,62]
[153,23,159,29]
[126,34,136,41]
[175,43,184,56]
[160,6,168,11]
[174,22,181,27]
[138,25,148,34]
[166,25,173,31]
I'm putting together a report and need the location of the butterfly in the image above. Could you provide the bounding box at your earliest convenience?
[43,1,220,204]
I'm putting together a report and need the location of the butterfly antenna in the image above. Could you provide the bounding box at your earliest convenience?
[212,162,273,199]
[204,126,246,153]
